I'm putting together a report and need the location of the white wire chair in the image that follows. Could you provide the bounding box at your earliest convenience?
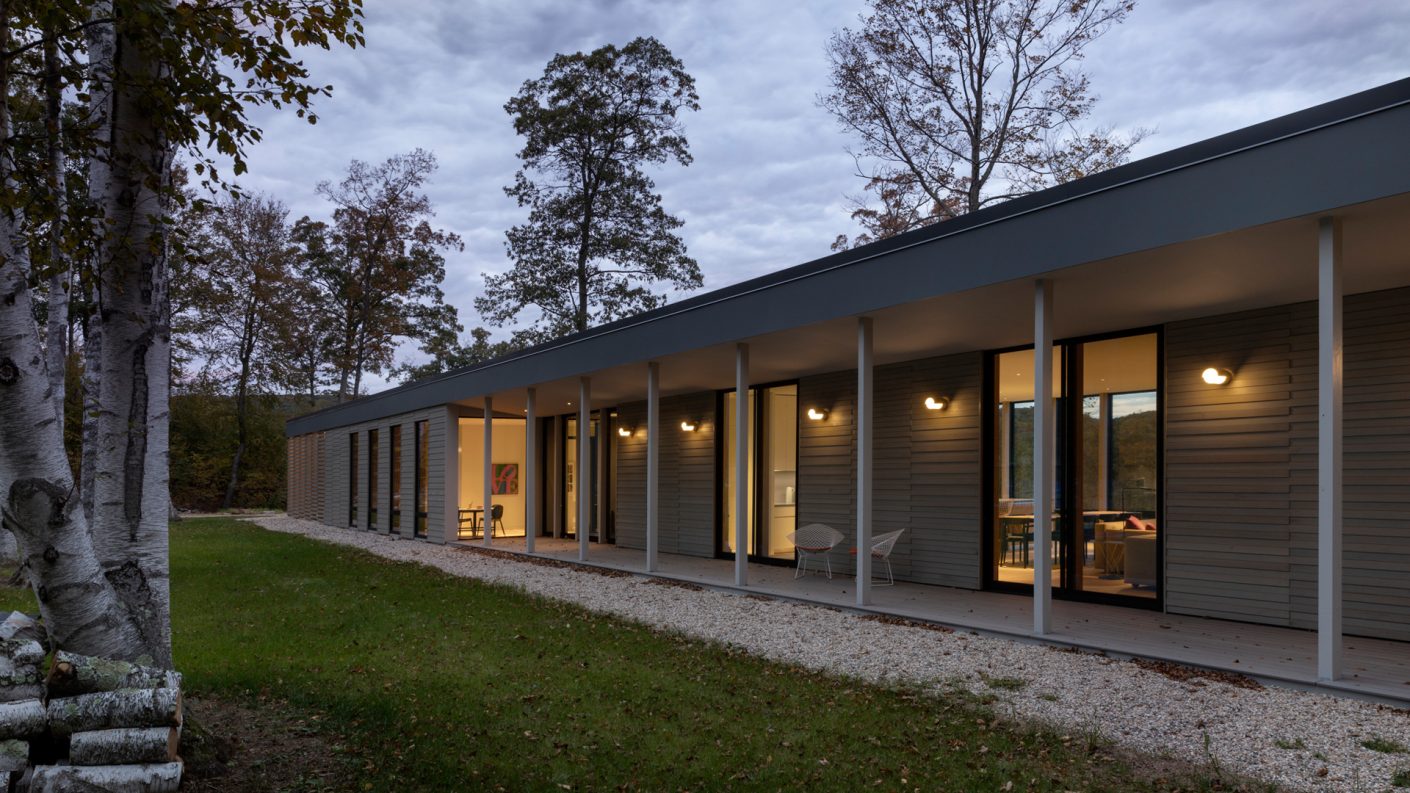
[787,523,844,579]
[863,529,906,586]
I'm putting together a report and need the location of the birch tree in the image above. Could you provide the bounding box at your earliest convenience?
[0,0,363,666]
[821,0,1148,248]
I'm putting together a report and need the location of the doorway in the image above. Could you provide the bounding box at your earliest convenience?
[719,383,799,562]
[986,331,1161,606]
[563,410,615,544]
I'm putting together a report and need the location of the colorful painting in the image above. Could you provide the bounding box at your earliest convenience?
[492,463,519,495]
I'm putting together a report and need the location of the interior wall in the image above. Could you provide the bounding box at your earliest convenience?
[458,418,528,533]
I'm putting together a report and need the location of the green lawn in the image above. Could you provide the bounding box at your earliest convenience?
[0,519,1257,791]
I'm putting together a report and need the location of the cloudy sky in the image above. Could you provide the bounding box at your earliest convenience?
[228,0,1410,393]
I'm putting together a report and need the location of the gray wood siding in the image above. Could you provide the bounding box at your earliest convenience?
[1166,286,1410,641]
[796,354,982,586]
[309,409,446,539]
[427,409,451,543]
[324,430,351,530]
[614,392,717,558]
[798,371,857,572]
[372,428,390,533]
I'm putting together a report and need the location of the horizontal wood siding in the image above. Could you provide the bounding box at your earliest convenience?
[614,392,717,558]
[907,354,983,588]
[1166,286,1410,641]
[324,430,350,530]
[798,370,857,573]
[797,354,981,586]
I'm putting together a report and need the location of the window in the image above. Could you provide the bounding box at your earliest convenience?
[348,432,359,527]
[390,425,402,533]
[414,420,428,538]
[368,429,379,528]
[721,384,798,561]
[990,332,1159,603]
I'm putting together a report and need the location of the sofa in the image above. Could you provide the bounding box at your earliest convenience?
[1123,530,1157,588]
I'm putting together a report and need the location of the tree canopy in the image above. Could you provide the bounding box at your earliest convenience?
[0,0,363,666]
[821,0,1147,248]
[294,149,462,401]
[477,36,704,343]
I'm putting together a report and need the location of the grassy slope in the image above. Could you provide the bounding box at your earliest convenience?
[0,519,1254,791]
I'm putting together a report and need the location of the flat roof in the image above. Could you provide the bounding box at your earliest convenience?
[288,76,1410,436]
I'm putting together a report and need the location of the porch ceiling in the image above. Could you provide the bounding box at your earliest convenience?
[472,191,1410,417]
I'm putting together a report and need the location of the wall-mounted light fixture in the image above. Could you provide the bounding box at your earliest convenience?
[680,419,699,432]
[806,407,829,421]
[1201,367,1232,386]
[924,396,950,410]
[617,426,633,438]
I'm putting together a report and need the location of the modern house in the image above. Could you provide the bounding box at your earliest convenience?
[286,78,1410,699]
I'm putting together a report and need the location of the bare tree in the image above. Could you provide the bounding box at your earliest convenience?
[821,0,1148,248]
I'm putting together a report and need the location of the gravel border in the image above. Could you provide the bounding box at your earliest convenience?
[251,516,1410,792]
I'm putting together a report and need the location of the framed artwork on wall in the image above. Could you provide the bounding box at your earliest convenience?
[492,463,520,495]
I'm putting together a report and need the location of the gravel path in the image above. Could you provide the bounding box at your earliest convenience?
[251,516,1410,792]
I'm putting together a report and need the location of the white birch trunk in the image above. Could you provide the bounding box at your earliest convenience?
[74,4,173,667]
[46,688,182,736]
[43,35,71,436]
[0,700,45,740]
[0,241,147,662]
[29,762,181,793]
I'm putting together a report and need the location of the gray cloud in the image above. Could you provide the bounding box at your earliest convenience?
[223,0,1410,392]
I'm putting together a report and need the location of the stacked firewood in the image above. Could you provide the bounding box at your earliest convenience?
[0,612,183,792]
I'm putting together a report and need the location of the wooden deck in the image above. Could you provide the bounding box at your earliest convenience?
[460,537,1410,706]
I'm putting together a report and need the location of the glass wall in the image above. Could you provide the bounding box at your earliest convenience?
[991,333,1159,603]
[722,385,797,561]
[389,425,402,533]
[721,390,755,555]
[993,347,1062,590]
[348,432,359,528]
[414,420,428,538]
[564,415,599,541]
[1079,335,1158,599]
[367,429,379,528]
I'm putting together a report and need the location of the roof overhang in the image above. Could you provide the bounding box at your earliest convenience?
[287,78,1410,435]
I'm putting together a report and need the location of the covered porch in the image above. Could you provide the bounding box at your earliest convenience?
[462,536,1410,706]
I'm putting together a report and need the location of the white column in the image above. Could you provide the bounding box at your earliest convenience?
[856,317,874,606]
[482,397,494,547]
[734,343,750,587]
[442,408,460,545]
[1033,279,1055,635]
[1318,217,1344,682]
[525,388,537,554]
[578,377,592,562]
[646,362,661,572]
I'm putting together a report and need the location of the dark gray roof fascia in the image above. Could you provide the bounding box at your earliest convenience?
[287,76,1410,437]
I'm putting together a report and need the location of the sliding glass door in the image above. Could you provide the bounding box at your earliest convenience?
[721,384,798,562]
[989,331,1160,605]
